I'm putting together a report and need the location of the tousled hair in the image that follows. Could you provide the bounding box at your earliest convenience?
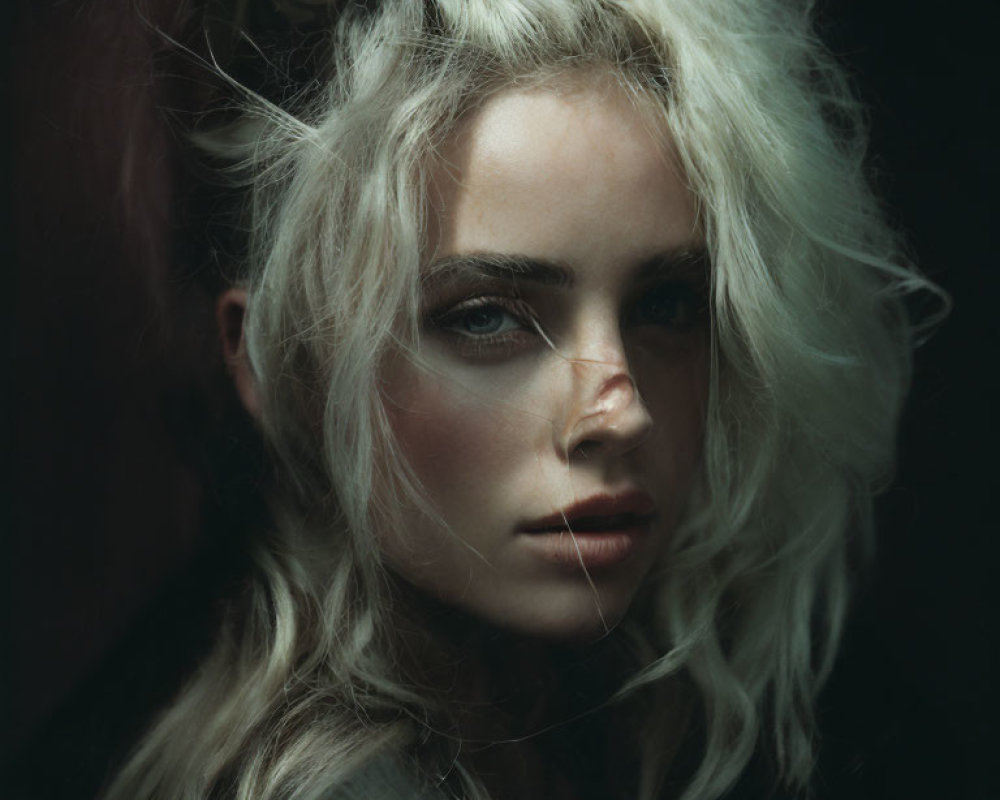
[105,1,939,798]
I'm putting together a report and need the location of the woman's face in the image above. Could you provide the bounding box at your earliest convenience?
[380,80,708,640]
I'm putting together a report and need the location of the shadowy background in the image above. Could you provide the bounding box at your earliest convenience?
[4,1,997,798]
[813,3,997,798]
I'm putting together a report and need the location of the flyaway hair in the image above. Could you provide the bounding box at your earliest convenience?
[105,2,943,798]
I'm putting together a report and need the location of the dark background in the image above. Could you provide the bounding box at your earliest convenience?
[814,4,997,798]
[4,1,997,797]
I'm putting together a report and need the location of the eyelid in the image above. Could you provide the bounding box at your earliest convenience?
[427,292,534,325]
[426,292,546,346]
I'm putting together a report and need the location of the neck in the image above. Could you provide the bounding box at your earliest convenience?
[388,581,643,799]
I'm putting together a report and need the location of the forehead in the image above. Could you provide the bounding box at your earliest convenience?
[426,78,698,270]
[436,79,673,199]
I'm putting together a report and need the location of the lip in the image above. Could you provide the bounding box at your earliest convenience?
[519,490,656,533]
[517,490,656,569]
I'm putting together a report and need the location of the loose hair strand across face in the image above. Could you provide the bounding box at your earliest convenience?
[105,2,941,798]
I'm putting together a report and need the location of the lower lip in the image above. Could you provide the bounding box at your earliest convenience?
[518,525,648,569]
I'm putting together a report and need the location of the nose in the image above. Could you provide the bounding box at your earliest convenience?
[557,341,654,460]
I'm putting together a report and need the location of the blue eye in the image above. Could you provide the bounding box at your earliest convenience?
[454,304,520,335]
[432,297,532,339]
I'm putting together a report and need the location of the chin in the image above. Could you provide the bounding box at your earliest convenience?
[480,583,640,644]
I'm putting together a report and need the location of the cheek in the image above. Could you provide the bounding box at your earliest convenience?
[382,367,525,510]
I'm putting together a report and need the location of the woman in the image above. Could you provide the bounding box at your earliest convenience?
[105,1,938,798]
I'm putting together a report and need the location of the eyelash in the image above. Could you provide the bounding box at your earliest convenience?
[428,295,540,352]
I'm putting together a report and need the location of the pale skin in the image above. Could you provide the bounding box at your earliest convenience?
[381,80,707,642]
[220,77,707,798]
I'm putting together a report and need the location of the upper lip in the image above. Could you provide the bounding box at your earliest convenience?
[519,490,656,533]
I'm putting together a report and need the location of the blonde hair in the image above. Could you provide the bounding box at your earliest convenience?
[106,1,939,798]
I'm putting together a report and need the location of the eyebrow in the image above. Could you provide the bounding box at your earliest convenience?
[423,245,709,289]
[423,253,573,288]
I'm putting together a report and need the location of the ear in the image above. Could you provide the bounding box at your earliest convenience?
[217,287,261,420]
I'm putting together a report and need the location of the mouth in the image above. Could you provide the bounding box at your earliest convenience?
[519,490,656,535]
[522,511,654,534]
[517,491,656,570]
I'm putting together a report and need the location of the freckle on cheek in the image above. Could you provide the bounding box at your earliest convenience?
[390,381,510,496]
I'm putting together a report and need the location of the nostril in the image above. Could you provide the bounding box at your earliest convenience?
[570,438,601,459]
[557,354,653,460]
